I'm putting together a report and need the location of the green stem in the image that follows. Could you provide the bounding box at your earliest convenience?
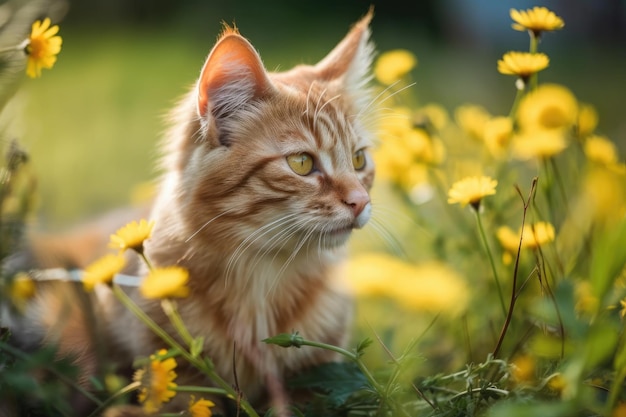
[173,385,230,396]
[508,82,525,119]
[529,32,540,90]
[541,158,556,225]
[111,285,260,417]
[297,339,383,394]
[161,299,194,347]
[86,381,141,417]
[474,208,506,317]
[139,252,154,270]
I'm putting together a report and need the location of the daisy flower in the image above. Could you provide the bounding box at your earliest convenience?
[24,18,63,78]
[510,7,564,36]
[447,175,497,210]
[189,396,216,417]
[497,51,549,81]
[110,219,155,254]
[516,83,578,132]
[584,135,618,166]
[511,130,568,160]
[140,266,190,299]
[134,349,178,414]
[374,49,417,85]
[82,253,126,291]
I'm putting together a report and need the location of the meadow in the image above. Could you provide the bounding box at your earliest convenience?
[2,2,626,416]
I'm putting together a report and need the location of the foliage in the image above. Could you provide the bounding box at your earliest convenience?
[1,4,626,417]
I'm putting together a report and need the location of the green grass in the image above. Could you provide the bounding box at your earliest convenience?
[20,28,201,228]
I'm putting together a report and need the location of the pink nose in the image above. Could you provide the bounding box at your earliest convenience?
[343,188,370,217]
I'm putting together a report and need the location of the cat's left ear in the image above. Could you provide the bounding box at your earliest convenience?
[314,8,375,96]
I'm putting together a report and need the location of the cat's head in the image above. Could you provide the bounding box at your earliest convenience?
[164,10,377,253]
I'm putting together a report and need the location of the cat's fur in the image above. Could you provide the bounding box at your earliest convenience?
[2,10,377,416]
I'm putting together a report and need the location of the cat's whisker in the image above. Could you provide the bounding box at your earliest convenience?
[303,80,316,118]
[185,207,237,242]
[245,219,306,286]
[366,218,410,260]
[267,223,317,297]
[245,218,309,294]
[316,94,342,118]
[225,214,301,287]
[312,87,329,127]
[355,80,416,121]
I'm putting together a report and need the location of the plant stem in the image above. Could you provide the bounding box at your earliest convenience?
[111,285,260,417]
[161,299,194,347]
[86,381,141,417]
[297,339,382,394]
[474,208,506,317]
[493,178,537,358]
[529,32,540,90]
[173,385,230,396]
[508,82,525,119]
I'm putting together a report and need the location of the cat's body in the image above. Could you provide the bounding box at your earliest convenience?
[2,10,377,416]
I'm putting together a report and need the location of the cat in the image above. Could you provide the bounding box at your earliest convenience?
[2,9,377,416]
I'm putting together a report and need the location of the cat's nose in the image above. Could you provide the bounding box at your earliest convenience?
[343,188,370,218]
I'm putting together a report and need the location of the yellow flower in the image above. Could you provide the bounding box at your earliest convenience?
[511,130,568,160]
[548,373,567,394]
[25,18,62,78]
[9,273,35,300]
[577,103,598,138]
[346,253,468,316]
[140,266,190,299]
[447,175,497,209]
[9,273,36,310]
[511,354,536,383]
[497,222,555,253]
[110,219,155,254]
[574,281,598,315]
[82,253,126,291]
[582,167,626,225]
[374,49,417,85]
[524,222,556,248]
[516,84,578,132]
[497,51,549,79]
[584,135,619,166]
[619,298,626,320]
[483,116,513,158]
[134,349,178,414]
[416,103,449,131]
[189,396,215,417]
[510,7,564,34]
[455,104,491,141]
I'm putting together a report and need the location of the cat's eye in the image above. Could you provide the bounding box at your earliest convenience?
[352,149,367,171]
[287,153,314,176]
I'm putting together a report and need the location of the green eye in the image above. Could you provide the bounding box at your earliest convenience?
[352,149,367,171]
[287,153,314,176]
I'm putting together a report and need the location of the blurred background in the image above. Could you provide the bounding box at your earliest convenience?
[1,0,624,228]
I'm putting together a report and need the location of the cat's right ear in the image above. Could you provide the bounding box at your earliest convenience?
[197,27,274,121]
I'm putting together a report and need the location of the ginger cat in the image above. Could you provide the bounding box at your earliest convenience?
[2,10,377,416]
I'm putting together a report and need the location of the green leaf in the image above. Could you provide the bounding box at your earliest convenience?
[590,219,626,309]
[190,336,204,358]
[355,337,373,357]
[262,332,304,348]
[288,361,371,408]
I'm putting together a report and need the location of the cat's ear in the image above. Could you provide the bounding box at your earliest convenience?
[197,26,274,120]
[314,9,375,94]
